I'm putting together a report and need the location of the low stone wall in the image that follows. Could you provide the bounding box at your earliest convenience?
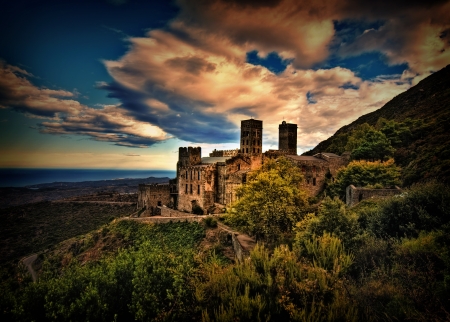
[346,184,402,207]
[156,206,193,217]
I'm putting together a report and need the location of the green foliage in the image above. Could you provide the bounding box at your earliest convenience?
[376,117,413,147]
[203,216,218,228]
[350,129,395,161]
[294,197,360,251]
[361,181,450,238]
[196,243,357,321]
[326,159,401,200]
[5,221,205,321]
[345,123,374,152]
[226,157,308,241]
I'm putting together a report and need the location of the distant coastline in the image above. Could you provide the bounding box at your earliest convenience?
[0,168,176,187]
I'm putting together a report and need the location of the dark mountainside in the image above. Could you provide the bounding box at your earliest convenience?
[304,64,450,185]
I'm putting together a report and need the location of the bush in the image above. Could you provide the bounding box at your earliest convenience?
[203,217,218,228]
[192,204,204,215]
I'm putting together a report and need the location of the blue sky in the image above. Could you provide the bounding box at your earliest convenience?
[1,0,449,169]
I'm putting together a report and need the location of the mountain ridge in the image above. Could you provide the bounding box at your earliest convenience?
[304,65,450,185]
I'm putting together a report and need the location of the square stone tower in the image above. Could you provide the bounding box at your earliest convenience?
[279,121,298,155]
[240,119,263,154]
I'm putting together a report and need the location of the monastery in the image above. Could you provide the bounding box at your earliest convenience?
[137,119,349,215]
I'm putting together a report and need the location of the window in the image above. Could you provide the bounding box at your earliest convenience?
[190,184,193,194]
[313,166,316,173]
[313,178,316,186]
[198,171,200,180]
[197,185,200,194]
[253,148,255,153]
[257,148,259,153]
[253,140,255,145]
[186,170,188,179]
[307,179,310,185]
[246,148,248,153]
[185,184,188,193]
[237,164,240,170]
[246,140,248,145]
[157,201,162,206]
[242,140,245,145]
[191,171,193,180]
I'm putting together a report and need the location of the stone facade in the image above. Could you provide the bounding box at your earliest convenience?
[137,183,172,215]
[346,185,402,207]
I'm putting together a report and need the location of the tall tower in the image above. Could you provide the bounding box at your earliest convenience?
[240,119,263,154]
[279,121,297,155]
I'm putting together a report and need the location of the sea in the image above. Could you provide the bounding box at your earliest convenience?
[0,168,176,187]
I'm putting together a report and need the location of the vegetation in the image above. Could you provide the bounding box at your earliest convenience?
[305,64,450,185]
[0,201,135,264]
[1,221,205,321]
[326,159,402,199]
[225,157,308,242]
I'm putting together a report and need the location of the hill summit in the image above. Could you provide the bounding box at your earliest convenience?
[304,65,450,185]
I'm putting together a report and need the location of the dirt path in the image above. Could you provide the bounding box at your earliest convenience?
[22,254,38,282]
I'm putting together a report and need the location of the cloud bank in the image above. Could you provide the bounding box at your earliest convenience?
[2,0,449,150]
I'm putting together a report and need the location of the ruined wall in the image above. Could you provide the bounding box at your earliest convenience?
[346,185,402,207]
[137,183,171,215]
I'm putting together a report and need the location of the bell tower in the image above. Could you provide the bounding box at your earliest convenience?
[279,121,297,155]
[240,119,263,155]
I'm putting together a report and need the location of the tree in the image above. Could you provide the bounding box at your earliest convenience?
[345,123,374,152]
[326,159,401,200]
[350,129,395,161]
[226,157,308,241]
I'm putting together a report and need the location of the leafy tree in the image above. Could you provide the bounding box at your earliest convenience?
[350,129,395,161]
[376,118,412,147]
[326,159,401,199]
[226,157,308,241]
[345,123,374,152]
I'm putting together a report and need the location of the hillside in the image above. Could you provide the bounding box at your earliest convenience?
[304,64,450,185]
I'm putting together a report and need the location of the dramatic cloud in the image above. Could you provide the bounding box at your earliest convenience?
[0,61,82,118]
[0,62,170,148]
[3,0,449,151]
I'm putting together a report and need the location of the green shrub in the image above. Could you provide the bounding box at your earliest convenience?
[192,205,204,215]
[203,217,218,228]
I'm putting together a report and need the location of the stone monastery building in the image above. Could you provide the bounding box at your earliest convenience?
[138,119,349,215]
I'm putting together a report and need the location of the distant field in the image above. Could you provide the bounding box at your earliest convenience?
[0,201,136,264]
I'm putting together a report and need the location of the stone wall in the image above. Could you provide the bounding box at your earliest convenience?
[156,206,199,217]
[346,184,402,207]
[137,183,171,215]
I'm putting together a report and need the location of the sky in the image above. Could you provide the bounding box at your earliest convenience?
[1,0,449,170]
